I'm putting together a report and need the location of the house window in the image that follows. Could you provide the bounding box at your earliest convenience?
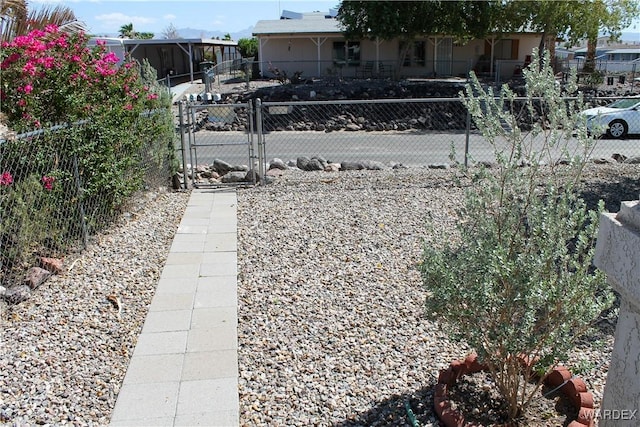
[400,41,426,66]
[333,41,360,66]
[493,39,519,60]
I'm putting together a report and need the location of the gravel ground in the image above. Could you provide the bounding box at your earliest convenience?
[235,163,638,426]
[0,162,637,426]
[0,191,190,426]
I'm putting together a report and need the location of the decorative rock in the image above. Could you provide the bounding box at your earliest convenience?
[340,161,364,171]
[3,284,31,304]
[24,267,52,290]
[296,156,311,170]
[221,171,249,183]
[266,168,284,177]
[212,158,233,175]
[305,158,324,171]
[40,257,63,275]
[245,169,260,184]
[592,158,610,164]
[231,164,249,172]
[611,153,627,162]
[623,156,640,164]
[429,163,450,170]
[361,160,385,170]
[268,158,288,170]
[324,163,340,172]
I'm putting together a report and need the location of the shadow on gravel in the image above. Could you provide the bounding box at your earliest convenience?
[334,384,436,427]
[579,175,640,213]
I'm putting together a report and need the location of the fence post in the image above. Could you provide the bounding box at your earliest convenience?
[464,102,471,168]
[178,101,189,190]
[255,98,265,185]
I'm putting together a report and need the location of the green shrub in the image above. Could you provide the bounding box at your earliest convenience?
[0,28,175,284]
[421,49,613,422]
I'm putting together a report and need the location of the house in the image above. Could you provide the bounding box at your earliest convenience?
[252,9,542,81]
[88,37,241,83]
[568,44,640,73]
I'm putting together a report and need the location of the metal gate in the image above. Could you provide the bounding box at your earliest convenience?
[178,100,260,188]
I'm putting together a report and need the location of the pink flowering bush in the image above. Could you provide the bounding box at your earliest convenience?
[0,27,175,285]
[0,26,161,131]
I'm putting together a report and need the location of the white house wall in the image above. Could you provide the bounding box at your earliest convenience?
[257,33,542,80]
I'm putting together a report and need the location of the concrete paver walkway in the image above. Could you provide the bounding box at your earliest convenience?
[110,189,239,426]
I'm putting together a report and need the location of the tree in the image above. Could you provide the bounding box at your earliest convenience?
[118,22,153,40]
[161,23,181,39]
[1,0,86,42]
[223,32,232,40]
[237,37,258,58]
[502,0,639,71]
[337,1,510,71]
[336,1,639,74]
[564,0,639,72]
[119,22,135,38]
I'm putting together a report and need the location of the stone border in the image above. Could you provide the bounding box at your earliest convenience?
[434,354,595,427]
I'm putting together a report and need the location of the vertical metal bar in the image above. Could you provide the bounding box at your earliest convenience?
[247,100,256,185]
[465,104,471,168]
[188,103,197,188]
[255,98,265,185]
[178,101,189,189]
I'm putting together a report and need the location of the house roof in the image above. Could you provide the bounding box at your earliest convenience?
[253,16,342,36]
[122,38,237,46]
[90,36,237,46]
[605,48,640,54]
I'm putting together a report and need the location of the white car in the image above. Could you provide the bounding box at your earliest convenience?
[580,97,640,139]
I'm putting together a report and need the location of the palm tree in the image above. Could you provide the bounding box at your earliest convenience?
[119,22,135,38]
[1,0,86,42]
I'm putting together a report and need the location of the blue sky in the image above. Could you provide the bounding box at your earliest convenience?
[32,1,640,41]
[31,0,340,36]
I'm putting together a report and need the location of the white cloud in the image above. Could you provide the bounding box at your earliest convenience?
[94,12,156,29]
[163,14,176,21]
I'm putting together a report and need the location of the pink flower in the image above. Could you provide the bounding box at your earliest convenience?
[102,52,119,64]
[41,175,55,190]
[146,93,158,100]
[124,104,133,111]
[1,171,13,186]
[96,39,106,46]
[22,62,37,76]
[23,84,33,94]
[42,56,56,68]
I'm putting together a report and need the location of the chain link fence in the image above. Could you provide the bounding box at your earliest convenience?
[178,95,640,188]
[1,111,175,287]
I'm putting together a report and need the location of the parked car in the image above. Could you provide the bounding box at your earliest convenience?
[580,97,640,139]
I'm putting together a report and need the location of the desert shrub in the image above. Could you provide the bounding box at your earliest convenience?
[421,49,613,422]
